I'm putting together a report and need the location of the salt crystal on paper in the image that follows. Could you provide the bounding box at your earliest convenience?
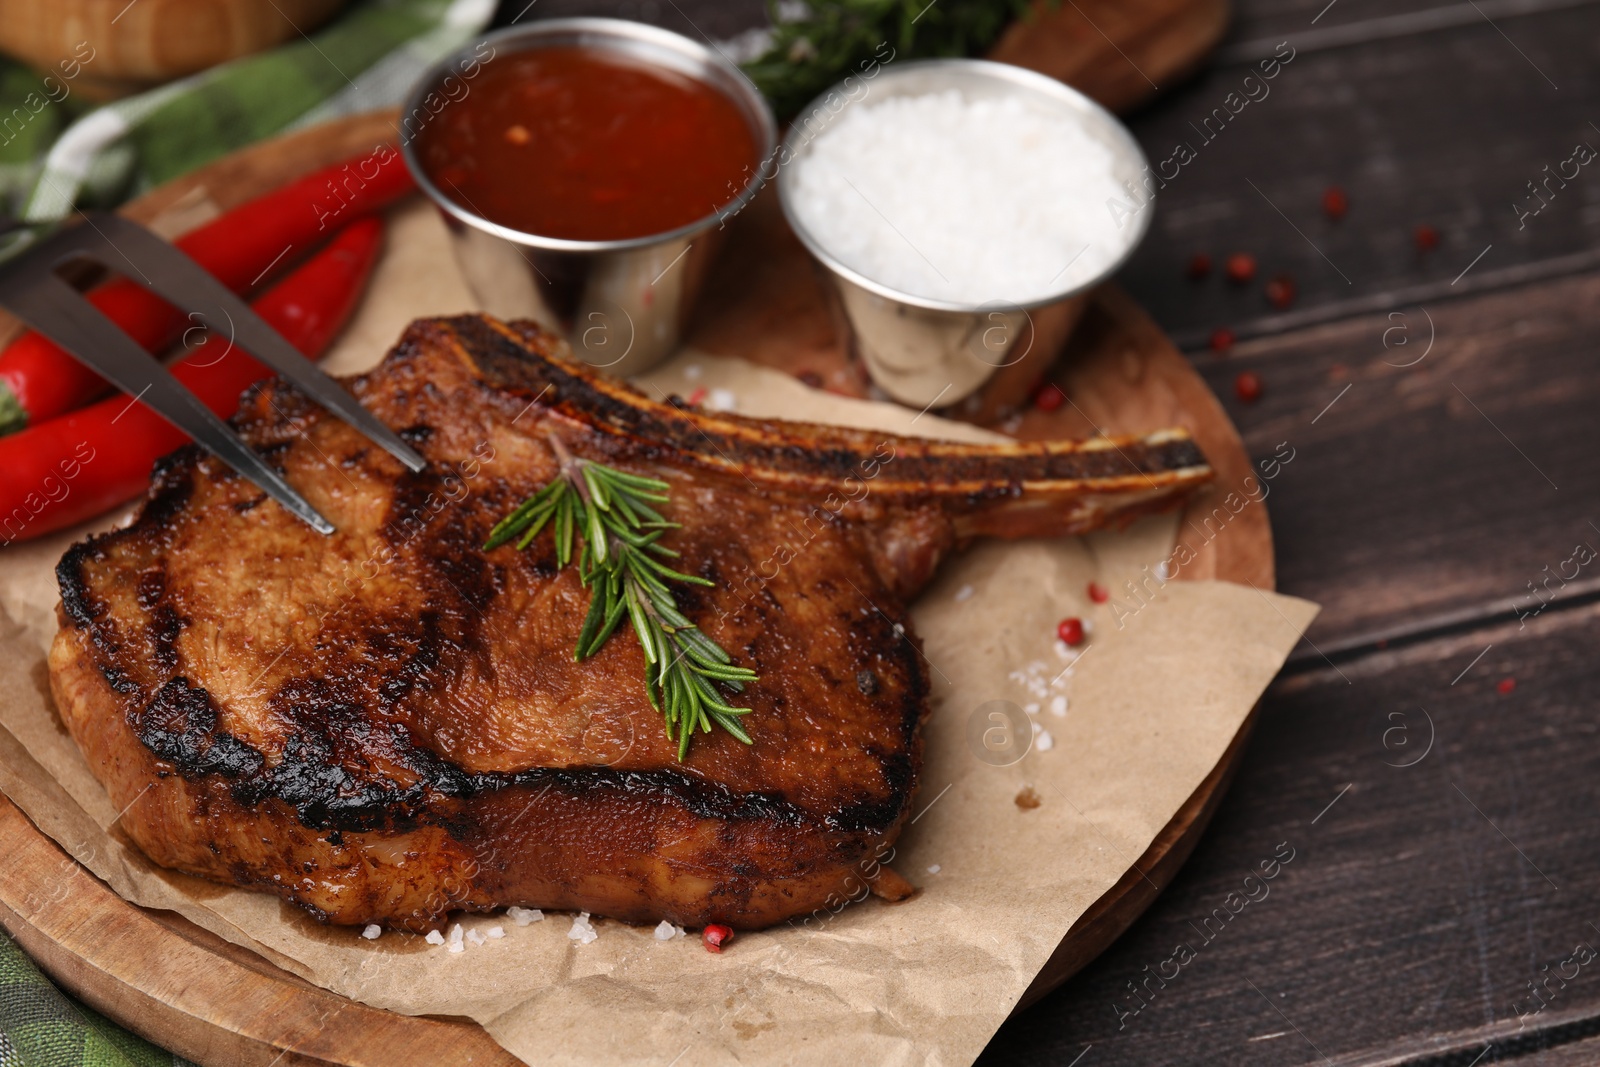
[684,364,703,380]
[361,924,381,940]
[1031,721,1042,735]
[467,929,486,947]
[568,912,598,945]
[708,388,737,412]
[955,584,974,602]
[927,864,941,874]
[487,926,505,939]
[654,920,678,941]
[1036,730,1055,751]
[1050,695,1067,717]
[425,929,445,946]
[447,924,465,953]
[1024,703,1039,715]
[507,906,543,926]
[1156,560,1170,580]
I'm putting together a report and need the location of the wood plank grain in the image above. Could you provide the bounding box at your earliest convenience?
[1115,3,1598,348]
[1188,269,1600,654]
[1220,0,1600,59]
[977,595,1600,1067]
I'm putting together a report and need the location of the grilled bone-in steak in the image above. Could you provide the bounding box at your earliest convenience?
[50,315,1211,930]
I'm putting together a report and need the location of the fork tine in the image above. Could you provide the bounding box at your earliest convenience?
[0,267,336,534]
[84,213,426,474]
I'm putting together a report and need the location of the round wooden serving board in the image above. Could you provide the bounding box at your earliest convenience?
[0,9,1268,1062]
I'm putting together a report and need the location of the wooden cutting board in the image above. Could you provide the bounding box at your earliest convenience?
[0,2,1260,1063]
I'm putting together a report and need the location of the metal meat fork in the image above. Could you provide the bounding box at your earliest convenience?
[0,213,424,533]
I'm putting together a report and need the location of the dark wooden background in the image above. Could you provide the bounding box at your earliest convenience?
[490,0,1600,1062]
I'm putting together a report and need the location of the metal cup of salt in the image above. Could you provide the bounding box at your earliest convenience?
[777,59,1153,413]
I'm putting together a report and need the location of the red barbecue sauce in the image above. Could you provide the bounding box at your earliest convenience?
[417,46,759,241]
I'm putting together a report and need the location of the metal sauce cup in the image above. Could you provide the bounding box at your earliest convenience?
[777,59,1153,411]
[400,19,777,376]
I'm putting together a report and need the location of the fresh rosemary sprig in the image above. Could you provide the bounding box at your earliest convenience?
[743,0,1038,120]
[484,437,757,760]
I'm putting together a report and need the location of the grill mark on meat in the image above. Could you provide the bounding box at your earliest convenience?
[133,679,264,779]
[446,315,1210,492]
[120,655,844,840]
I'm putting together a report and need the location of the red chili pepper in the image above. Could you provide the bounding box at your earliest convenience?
[0,145,412,436]
[0,216,384,544]
[1235,371,1264,404]
[702,924,734,953]
[1497,677,1516,695]
[1034,383,1065,412]
[1087,582,1109,604]
[1209,327,1235,354]
[1414,224,1440,252]
[1057,617,1084,645]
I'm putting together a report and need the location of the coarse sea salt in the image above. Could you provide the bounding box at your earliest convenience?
[568,912,598,945]
[790,90,1131,304]
[361,924,381,940]
[1008,658,1068,701]
[507,906,544,926]
[654,920,686,941]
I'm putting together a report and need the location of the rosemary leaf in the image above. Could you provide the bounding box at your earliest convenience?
[743,0,1041,121]
[488,440,759,759]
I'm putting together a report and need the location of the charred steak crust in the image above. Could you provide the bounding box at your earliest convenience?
[451,314,1208,493]
[50,314,1209,930]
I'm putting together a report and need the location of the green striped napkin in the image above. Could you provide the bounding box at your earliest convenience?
[0,932,195,1067]
[0,0,495,224]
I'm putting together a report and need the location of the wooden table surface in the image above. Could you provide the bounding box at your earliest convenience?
[503,0,1600,1063]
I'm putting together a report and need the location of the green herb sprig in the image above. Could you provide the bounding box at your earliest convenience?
[485,437,757,760]
[743,0,1038,120]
